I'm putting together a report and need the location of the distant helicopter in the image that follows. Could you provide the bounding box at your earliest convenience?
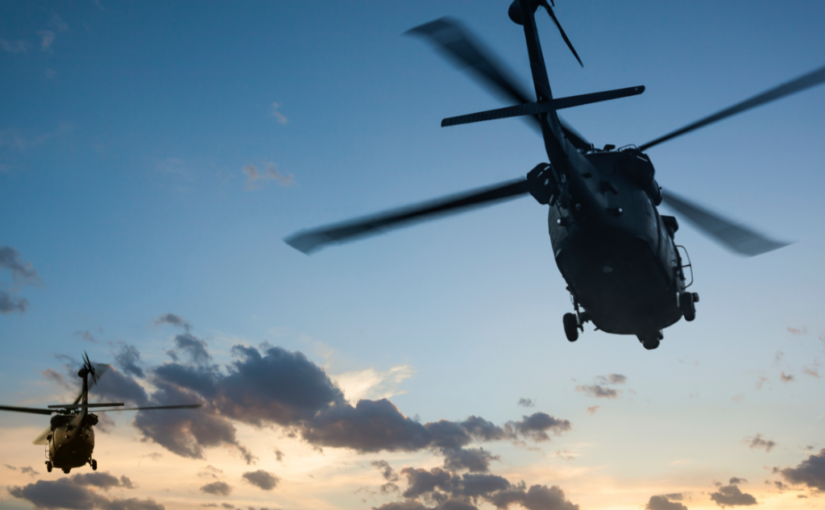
[285,0,825,349]
[0,353,200,474]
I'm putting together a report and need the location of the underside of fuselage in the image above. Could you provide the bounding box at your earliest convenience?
[553,222,683,335]
[50,425,94,469]
[546,153,686,337]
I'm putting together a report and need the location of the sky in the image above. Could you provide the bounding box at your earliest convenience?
[2,1,825,509]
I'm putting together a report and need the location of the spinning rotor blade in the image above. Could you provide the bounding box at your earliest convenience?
[286,178,530,254]
[33,428,51,445]
[406,18,592,150]
[0,405,54,416]
[71,363,109,406]
[662,188,790,257]
[539,0,583,67]
[640,63,825,151]
[96,404,202,412]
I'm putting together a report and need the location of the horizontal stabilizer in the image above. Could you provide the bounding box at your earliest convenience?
[442,86,644,127]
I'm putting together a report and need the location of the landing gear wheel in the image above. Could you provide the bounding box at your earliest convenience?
[91,459,97,471]
[680,292,696,322]
[563,313,579,342]
[643,338,660,350]
[62,468,71,474]
[46,462,52,473]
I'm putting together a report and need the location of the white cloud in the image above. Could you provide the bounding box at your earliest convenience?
[38,30,56,51]
[0,39,29,53]
[270,102,289,125]
[242,161,294,190]
[332,364,415,404]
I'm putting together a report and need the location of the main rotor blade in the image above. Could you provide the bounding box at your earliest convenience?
[662,188,790,257]
[95,404,202,412]
[33,427,51,445]
[48,403,124,410]
[406,17,592,150]
[286,178,530,254]
[0,405,54,416]
[640,64,825,151]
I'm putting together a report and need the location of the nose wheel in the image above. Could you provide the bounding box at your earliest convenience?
[637,331,664,350]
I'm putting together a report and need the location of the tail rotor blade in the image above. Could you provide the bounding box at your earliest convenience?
[540,1,583,67]
[662,188,790,257]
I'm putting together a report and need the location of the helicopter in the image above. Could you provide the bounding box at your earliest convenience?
[0,353,200,474]
[285,0,825,350]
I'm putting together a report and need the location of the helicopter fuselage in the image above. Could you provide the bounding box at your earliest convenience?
[48,412,96,470]
[546,150,687,338]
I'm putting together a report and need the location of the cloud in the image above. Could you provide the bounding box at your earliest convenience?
[72,326,571,467]
[780,372,794,383]
[373,460,399,482]
[170,333,211,365]
[71,472,135,491]
[38,30,56,51]
[270,103,288,125]
[803,367,819,378]
[154,313,191,332]
[1,39,29,53]
[115,344,145,378]
[75,330,99,343]
[242,470,279,491]
[0,246,43,314]
[442,447,499,473]
[0,290,29,314]
[517,398,535,408]
[334,364,414,403]
[575,385,619,399]
[379,466,581,510]
[242,162,294,190]
[646,494,687,510]
[596,374,627,385]
[0,246,42,285]
[755,375,768,390]
[780,448,825,491]
[745,434,776,452]
[9,474,161,510]
[20,466,39,477]
[585,406,600,415]
[709,484,757,507]
[200,481,232,496]
[787,326,807,335]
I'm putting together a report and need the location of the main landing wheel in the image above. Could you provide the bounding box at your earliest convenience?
[680,292,697,322]
[563,313,579,342]
[46,461,52,473]
[91,459,97,471]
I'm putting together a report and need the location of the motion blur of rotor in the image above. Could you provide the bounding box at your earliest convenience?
[285,0,825,349]
[0,353,201,474]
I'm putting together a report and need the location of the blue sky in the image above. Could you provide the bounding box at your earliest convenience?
[2,2,825,510]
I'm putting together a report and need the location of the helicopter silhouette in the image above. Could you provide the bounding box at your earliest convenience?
[0,353,200,474]
[285,0,825,349]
